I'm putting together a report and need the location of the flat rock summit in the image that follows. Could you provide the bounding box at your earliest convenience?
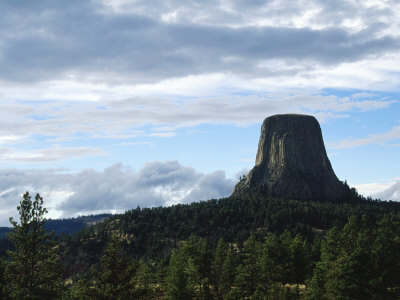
[233,114,350,201]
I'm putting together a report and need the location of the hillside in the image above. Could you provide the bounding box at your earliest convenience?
[1,187,399,299]
[58,191,400,273]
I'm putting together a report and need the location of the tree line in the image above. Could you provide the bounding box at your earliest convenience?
[0,192,399,299]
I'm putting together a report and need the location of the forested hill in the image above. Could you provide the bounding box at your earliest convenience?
[1,191,400,299]
[0,214,111,238]
[59,191,400,274]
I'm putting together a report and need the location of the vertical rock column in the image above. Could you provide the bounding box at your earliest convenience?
[233,114,349,201]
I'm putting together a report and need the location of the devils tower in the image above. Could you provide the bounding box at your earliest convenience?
[233,114,350,201]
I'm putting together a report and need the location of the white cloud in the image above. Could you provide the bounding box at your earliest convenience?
[0,147,106,162]
[334,126,400,149]
[373,180,400,201]
[353,181,395,198]
[0,93,395,152]
[0,161,236,226]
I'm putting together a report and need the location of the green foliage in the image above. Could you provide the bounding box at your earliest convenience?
[57,192,400,275]
[305,214,400,300]
[92,232,135,300]
[66,279,96,300]
[166,235,211,299]
[235,234,262,296]
[155,258,168,294]
[0,257,8,299]
[2,191,400,299]
[223,287,241,300]
[213,238,235,299]
[132,259,155,299]
[166,246,196,299]
[6,192,62,300]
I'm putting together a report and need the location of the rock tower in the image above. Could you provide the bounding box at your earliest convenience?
[233,114,349,201]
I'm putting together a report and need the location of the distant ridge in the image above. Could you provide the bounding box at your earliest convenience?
[233,114,351,201]
[0,213,111,238]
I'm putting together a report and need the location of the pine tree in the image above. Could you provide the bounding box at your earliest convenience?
[155,258,168,295]
[213,238,228,299]
[0,257,9,299]
[132,259,154,299]
[6,192,62,300]
[93,232,134,300]
[235,234,261,297]
[219,244,237,298]
[166,246,197,300]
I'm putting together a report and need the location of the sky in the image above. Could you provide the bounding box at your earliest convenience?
[0,0,399,226]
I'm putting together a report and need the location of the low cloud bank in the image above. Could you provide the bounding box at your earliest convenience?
[0,161,235,226]
[373,180,400,202]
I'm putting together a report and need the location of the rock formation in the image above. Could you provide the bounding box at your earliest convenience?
[233,114,350,201]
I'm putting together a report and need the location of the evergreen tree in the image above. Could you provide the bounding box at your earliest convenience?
[166,246,197,300]
[235,234,261,297]
[372,214,400,299]
[0,257,9,299]
[290,234,310,284]
[6,192,62,300]
[304,262,326,300]
[166,235,212,299]
[132,259,154,299]
[155,258,168,295]
[260,232,284,287]
[67,279,96,300]
[305,215,400,300]
[219,244,237,299]
[213,238,228,299]
[93,232,134,300]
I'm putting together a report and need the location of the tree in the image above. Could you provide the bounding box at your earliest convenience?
[0,257,9,299]
[213,238,228,299]
[166,235,212,299]
[6,192,62,300]
[219,243,237,299]
[305,215,400,300]
[132,259,155,299]
[290,234,310,284]
[155,258,168,295]
[235,234,261,297]
[67,279,97,300]
[92,232,135,300]
[166,246,197,300]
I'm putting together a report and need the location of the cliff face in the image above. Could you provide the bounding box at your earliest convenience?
[233,114,349,201]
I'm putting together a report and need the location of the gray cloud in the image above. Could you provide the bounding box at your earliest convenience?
[0,161,235,225]
[183,170,235,203]
[0,0,398,83]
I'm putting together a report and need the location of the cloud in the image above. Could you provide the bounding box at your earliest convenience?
[334,126,400,149]
[0,93,395,153]
[0,146,106,162]
[0,168,74,225]
[373,180,400,201]
[353,181,395,198]
[0,161,236,225]
[182,170,235,203]
[0,0,398,158]
[101,0,399,33]
[0,0,399,84]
